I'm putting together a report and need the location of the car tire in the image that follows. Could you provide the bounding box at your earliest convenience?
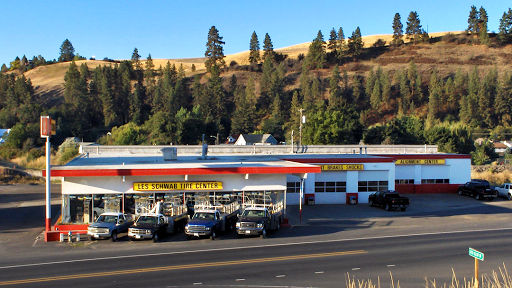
[385,203,391,211]
[476,194,481,200]
[368,199,374,207]
[210,231,216,240]
[489,197,494,201]
[401,207,406,211]
[89,235,95,241]
[260,228,267,239]
[186,235,192,240]
[458,190,462,195]
[508,194,511,201]
[110,231,117,242]
[153,233,159,243]
[237,233,242,238]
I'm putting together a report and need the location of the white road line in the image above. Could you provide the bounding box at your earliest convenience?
[193,283,202,285]
[387,264,395,267]
[315,271,324,274]
[2,227,512,270]
[236,279,245,281]
[276,275,285,278]
[352,268,360,271]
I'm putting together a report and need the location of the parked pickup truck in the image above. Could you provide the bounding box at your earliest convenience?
[185,202,239,240]
[236,201,283,238]
[128,201,187,242]
[368,190,409,211]
[87,212,133,241]
[495,183,512,200]
[458,180,498,200]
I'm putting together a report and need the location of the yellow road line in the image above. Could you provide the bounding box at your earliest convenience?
[0,250,366,286]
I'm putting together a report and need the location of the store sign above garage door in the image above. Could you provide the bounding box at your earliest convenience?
[320,164,364,171]
[395,159,445,165]
[133,182,223,191]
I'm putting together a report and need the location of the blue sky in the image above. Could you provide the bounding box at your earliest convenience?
[0,0,509,67]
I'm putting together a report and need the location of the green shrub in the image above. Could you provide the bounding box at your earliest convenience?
[26,148,43,162]
[59,147,78,163]
[0,147,20,160]
[58,137,80,154]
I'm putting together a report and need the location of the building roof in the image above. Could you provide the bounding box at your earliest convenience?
[235,134,276,145]
[494,142,508,149]
[44,154,321,177]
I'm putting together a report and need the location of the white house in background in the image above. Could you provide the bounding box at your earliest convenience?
[234,134,278,145]
[0,129,11,144]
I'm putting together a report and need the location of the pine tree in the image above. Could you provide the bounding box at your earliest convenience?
[348,27,363,56]
[204,26,226,73]
[365,67,376,99]
[352,75,363,103]
[498,9,512,44]
[467,66,480,126]
[131,48,142,71]
[59,39,75,62]
[336,27,346,60]
[259,57,274,111]
[328,28,338,52]
[467,5,479,35]
[406,11,422,43]
[479,7,490,44]
[0,64,7,73]
[426,70,441,128]
[289,90,301,136]
[370,78,382,109]
[263,33,275,62]
[329,65,341,109]
[392,13,404,46]
[306,30,326,69]
[381,70,391,106]
[248,31,260,64]
[80,63,89,80]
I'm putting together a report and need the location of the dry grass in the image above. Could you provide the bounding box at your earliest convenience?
[346,264,511,288]
[471,171,512,186]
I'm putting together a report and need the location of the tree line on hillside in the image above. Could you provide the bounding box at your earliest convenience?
[1,6,512,165]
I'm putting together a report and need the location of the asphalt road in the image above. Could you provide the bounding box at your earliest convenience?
[2,185,512,287]
[0,228,510,287]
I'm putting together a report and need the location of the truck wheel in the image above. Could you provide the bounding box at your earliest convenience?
[368,199,374,207]
[153,233,159,243]
[400,207,406,211]
[186,235,192,240]
[385,203,391,211]
[476,194,481,200]
[508,194,511,201]
[210,231,216,240]
[260,229,267,239]
[110,231,117,242]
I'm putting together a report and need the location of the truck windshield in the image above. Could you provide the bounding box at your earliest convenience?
[97,215,117,223]
[137,216,157,225]
[242,210,265,217]
[192,212,215,220]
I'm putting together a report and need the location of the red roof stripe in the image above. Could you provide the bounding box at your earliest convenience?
[43,166,321,177]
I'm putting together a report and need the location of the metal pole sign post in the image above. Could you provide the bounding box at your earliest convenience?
[40,116,54,233]
[469,248,484,288]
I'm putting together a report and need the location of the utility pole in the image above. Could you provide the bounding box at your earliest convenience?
[299,109,305,147]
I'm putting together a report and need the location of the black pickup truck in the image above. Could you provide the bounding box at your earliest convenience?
[458,180,498,200]
[368,190,409,211]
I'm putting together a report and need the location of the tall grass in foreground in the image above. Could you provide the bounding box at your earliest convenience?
[345,264,511,288]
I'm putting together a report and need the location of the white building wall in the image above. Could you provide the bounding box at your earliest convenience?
[62,173,286,195]
[286,162,395,205]
[394,158,470,185]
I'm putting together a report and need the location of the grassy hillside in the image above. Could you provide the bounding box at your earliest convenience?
[25,31,477,107]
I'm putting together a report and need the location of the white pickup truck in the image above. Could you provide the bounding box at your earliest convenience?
[495,183,512,200]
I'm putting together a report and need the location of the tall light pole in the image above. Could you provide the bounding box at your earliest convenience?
[298,109,305,147]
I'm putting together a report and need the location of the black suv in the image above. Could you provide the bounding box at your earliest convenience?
[458,180,497,200]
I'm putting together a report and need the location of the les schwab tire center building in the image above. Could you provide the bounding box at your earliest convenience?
[44,144,471,241]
